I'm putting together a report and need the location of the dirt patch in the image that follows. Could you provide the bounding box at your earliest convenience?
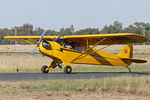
[0,91,149,100]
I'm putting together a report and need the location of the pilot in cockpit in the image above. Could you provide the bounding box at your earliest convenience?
[55,38,85,52]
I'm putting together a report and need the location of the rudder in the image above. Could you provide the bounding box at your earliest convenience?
[118,43,133,58]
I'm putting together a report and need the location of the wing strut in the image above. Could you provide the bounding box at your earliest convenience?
[88,45,111,55]
[25,40,36,46]
[72,38,106,62]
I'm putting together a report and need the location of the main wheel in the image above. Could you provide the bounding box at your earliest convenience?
[64,66,72,74]
[41,65,49,73]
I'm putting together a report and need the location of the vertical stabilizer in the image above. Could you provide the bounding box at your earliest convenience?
[118,43,133,58]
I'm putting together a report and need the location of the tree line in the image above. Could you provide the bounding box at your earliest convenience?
[0,21,150,44]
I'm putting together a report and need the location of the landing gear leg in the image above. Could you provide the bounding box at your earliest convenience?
[41,60,56,73]
[52,61,62,69]
[125,66,131,73]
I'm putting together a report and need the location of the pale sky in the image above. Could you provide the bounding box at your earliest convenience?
[0,0,150,31]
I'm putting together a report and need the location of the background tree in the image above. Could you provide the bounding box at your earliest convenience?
[100,21,122,33]
[1,21,150,44]
[70,24,74,33]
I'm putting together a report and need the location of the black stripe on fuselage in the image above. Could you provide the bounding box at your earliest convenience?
[57,48,117,61]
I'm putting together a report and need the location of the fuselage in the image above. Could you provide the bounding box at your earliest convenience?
[39,41,131,67]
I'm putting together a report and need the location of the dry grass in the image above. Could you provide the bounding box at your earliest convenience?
[0,54,51,72]
[0,76,150,100]
[0,53,150,73]
[1,91,148,100]
[101,45,150,53]
[0,45,36,52]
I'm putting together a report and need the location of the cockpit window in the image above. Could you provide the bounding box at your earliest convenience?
[54,38,86,52]
[61,40,75,49]
[74,46,86,51]
[63,41,85,51]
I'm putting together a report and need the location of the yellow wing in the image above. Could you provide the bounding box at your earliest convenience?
[63,33,147,45]
[4,33,147,45]
[4,36,58,45]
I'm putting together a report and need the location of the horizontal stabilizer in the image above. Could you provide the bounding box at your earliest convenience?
[121,58,147,63]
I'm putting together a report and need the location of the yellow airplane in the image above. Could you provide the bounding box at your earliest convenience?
[4,30,147,74]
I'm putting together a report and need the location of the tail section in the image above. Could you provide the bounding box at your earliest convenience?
[118,43,147,63]
[118,43,133,58]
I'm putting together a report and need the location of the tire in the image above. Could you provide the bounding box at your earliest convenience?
[41,65,49,73]
[64,66,72,74]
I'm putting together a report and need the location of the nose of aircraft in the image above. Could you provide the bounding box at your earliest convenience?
[38,41,52,56]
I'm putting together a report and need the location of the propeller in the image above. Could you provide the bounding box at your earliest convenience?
[31,28,48,55]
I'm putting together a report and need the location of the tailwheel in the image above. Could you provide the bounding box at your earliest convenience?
[64,66,72,74]
[41,65,49,73]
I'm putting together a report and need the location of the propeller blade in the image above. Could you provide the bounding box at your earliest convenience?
[37,28,48,46]
[31,46,37,55]
[31,28,48,55]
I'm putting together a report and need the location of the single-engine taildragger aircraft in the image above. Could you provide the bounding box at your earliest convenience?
[4,30,147,74]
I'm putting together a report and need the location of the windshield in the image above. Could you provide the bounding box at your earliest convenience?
[54,38,86,51]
